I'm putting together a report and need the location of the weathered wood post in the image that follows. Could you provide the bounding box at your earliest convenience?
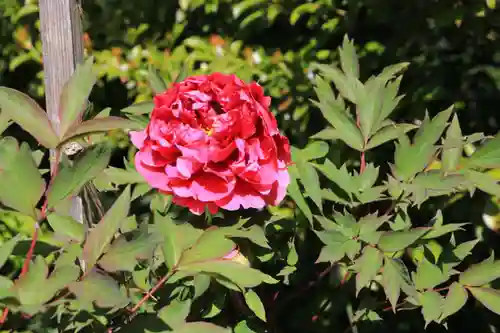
[39,0,85,222]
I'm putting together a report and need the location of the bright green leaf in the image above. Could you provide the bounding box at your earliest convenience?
[244,289,267,322]
[468,287,500,315]
[355,246,383,295]
[60,117,142,145]
[440,282,468,321]
[459,258,500,286]
[158,298,191,329]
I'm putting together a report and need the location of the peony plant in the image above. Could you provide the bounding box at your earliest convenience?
[0,36,500,333]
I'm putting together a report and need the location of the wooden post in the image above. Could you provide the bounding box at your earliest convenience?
[39,0,85,223]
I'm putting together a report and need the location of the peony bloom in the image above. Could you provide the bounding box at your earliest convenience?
[130,73,291,215]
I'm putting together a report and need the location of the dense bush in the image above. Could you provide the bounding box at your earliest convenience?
[1,1,500,332]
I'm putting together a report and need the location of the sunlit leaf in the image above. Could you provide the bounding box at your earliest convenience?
[468,286,500,315]
[377,228,429,252]
[60,117,142,145]
[158,298,191,329]
[0,87,58,148]
[244,289,267,322]
[59,57,97,137]
[47,213,85,243]
[82,186,131,270]
[440,282,468,321]
[459,258,500,286]
[354,246,383,295]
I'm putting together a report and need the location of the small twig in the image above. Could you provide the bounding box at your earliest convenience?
[129,270,176,313]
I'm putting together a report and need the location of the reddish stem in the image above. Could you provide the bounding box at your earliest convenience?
[360,152,366,173]
[20,225,39,277]
[0,308,8,325]
[129,270,175,313]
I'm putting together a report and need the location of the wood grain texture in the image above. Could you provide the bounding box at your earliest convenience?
[39,0,84,131]
[39,0,85,224]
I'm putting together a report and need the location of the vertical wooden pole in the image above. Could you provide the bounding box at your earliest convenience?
[39,0,85,223]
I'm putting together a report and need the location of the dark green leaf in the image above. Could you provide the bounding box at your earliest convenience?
[296,160,322,211]
[82,186,131,270]
[0,87,58,148]
[104,166,146,185]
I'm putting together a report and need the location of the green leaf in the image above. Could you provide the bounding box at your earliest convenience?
[355,246,383,295]
[47,144,112,208]
[296,160,322,211]
[121,101,154,115]
[311,76,364,150]
[0,235,21,269]
[244,289,267,322]
[15,256,49,306]
[0,87,58,148]
[154,214,202,270]
[234,321,257,333]
[69,270,129,308]
[468,287,500,315]
[413,258,449,290]
[377,228,429,252]
[178,261,278,288]
[459,258,500,286]
[47,214,85,243]
[0,110,12,135]
[179,228,236,265]
[316,244,345,263]
[339,35,359,79]
[99,232,155,272]
[104,167,146,185]
[82,186,131,270]
[313,160,357,196]
[311,127,339,141]
[463,170,500,197]
[60,116,142,145]
[381,258,408,311]
[463,133,500,169]
[287,165,313,223]
[293,141,329,161]
[171,322,231,333]
[226,225,270,249]
[394,106,454,180]
[366,123,417,150]
[442,114,463,172]
[148,65,168,94]
[59,57,97,137]
[0,140,45,217]
[440,282,468,321]
[419,290,443,327]
[158,298,191,329]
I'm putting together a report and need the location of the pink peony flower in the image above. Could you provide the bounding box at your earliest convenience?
[130,73,291,215]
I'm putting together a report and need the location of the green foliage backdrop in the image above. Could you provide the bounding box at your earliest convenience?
[1,1,500,333]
